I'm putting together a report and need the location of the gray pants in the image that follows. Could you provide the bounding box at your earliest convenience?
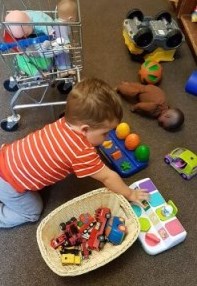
[0,176,43,228]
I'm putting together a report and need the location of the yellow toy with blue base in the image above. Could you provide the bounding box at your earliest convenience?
[123,9,184,62]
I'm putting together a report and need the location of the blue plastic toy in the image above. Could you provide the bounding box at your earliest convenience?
[0,34,51,52]
[185,71,197,96]
[99,129,149,177]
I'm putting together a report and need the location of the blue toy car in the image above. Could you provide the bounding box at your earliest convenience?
[105,216,127,245]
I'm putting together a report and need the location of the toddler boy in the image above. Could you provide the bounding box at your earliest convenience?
[0,78,148,228]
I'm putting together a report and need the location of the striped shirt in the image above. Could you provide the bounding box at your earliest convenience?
[0,118,104,193]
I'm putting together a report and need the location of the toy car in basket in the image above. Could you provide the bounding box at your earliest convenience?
[36,188,140,276]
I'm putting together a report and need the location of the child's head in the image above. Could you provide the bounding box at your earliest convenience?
[57,0,78,22]
[157,108,184,131]
[65,78,123,145]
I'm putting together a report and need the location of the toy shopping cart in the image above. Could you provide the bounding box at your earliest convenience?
[0,0,83,131]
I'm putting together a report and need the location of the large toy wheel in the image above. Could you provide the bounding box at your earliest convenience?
[59,223,66,231]
[164,157,170,164]
[3,79,19,92]
[133,27,153,48]
[166,29,183,48]
[155,11,172,23]
[180,173,188,180]
[57,81,73,95]
[1,118,19,132]
[126,9,144,21]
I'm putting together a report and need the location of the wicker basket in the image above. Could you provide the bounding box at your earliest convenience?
[36,188,140,276]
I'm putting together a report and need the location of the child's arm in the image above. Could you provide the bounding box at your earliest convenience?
[91,165,149,207]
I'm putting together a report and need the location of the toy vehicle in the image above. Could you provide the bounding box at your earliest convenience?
[81,238,91,259]
[123,9,184,62]
[123,9,184,51]
[51,217,82,249]
[105,216,127,245]
[61,247,81,265]
[130,178,187,255]
[88,207,111,250]
[51,233,67,249]
[78,213,96,238]
[164,148,197,180]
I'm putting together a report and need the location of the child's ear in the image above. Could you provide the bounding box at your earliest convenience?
[80,124,90,136]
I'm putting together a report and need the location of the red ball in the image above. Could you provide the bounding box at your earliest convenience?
[125,133,140,150]
[139,60,162,84]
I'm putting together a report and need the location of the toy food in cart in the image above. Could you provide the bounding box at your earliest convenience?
[130,178,187,255]
[50,208,127,265]
[99,123,149,177]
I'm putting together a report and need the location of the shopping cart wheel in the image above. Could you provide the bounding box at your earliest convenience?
[3,79,19,92]
[0,115,20,132]
[57,81,73,95]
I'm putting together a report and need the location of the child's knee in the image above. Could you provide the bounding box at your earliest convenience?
[26,195,43,223]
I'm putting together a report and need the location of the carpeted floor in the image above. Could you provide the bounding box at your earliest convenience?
[0,0,197,285]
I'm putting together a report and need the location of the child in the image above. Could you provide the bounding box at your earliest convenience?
[117,81,184,131]
[0,78,148,228]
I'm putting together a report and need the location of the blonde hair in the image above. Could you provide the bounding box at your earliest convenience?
[65,78,123,128]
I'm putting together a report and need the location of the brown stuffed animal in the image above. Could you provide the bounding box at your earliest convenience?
[117,81,184,131]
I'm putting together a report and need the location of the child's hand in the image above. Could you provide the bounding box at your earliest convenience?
[128,189,149,208]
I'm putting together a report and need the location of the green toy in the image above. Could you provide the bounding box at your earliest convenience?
[134,144,150,162]
[16,54,52,77]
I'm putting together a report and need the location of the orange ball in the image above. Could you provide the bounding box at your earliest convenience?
[125,133,140,150]
[139,60,162,85]
[115,122,131,140]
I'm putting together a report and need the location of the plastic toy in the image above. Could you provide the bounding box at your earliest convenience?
[123,9,184,62]
[0,34,51,52]
[164,147,197,180]
[81,238,91,259]
[139,60,162,84]
[125,133,140,150]
[61,251,81,265]
[185,71,197,96]
[117,82,185,131]
[78,213,96,238]
[130,178,187,255]
[134,145,150,162]
[115,122,131,139]
[51,233,68,249]
[4,10,54,38]
[88,207,111,251]
[99,129,149,177]
[53,0,78,71]
[51,216,81,249]
[105,216,127,245]
[191,6,197,22]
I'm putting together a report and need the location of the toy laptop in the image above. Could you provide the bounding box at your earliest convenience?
[130,178,187,255]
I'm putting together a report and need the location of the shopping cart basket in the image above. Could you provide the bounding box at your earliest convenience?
[0,0,83,131]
